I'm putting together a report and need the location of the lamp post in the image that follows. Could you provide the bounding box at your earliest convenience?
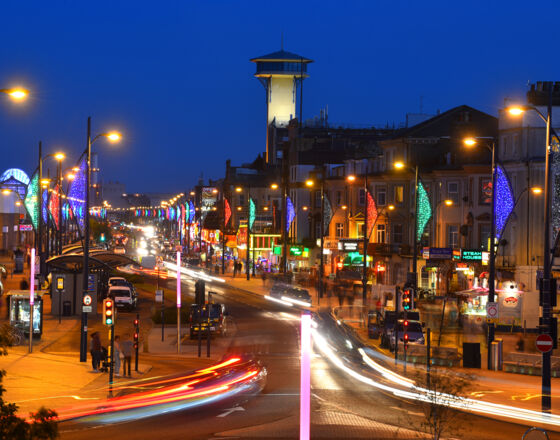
[0,88,28,102]
[54,153,65,255]
[305,172,326,302]
[235,186,252,280]
[463,137,497,370]
[79,117,121,362]
[507,97,560,413]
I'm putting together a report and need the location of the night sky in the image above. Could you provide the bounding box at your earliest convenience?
[1,0,559,193]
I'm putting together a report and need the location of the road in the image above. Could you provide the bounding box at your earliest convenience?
[59,274,560,439]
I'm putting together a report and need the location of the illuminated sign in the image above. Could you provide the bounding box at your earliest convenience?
[19,224,33,231]
[423,247,453,260]
[461,249,483,261]
[0,168,30,186]
[338,240,361,252]
[273,245,282,255]
[289,246,303,256]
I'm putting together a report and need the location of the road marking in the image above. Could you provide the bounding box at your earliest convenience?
[217,406,245,417]
[389,406,424,417]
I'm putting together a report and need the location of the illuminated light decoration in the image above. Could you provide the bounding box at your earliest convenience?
[184,202,189,223]
[0,168,30,200]
[366,190,378,239]
[286,196,295,232]
[176,206,181,222]
[41,189,48,223]
[49,184,60,230]
[323,195,333,234]
[24,172,39,231]
[189,200,196,222]
[416,180,432,242]
[552,140,560,242]
[67,158,86,235]
[494,164,515,240]
[249,198,256,230]
[224,198,231,227]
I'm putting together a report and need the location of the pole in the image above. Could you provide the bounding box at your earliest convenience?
[362,173,368,305]
[29,248,35,353]
[222,187,226,275]
[37,142,42,274]
[80,116,91,363]
[412,166,419,295]
[394,286,399,366]
[319,173,325,304]
[487,142,497,369]
[135,313,139,372]
[207,292,212,357]
[426,327,431,388]
[246,189,251,281]
[108,324,114,398]
[176,250,181,354]
[300,311,311,440]
[58,161,62,255]
[541,85,553,413]
[158,267,164,342]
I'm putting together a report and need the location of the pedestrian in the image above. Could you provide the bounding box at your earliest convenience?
[114,335,123,377]
[121,334,133,377]
[90,332,102,372]
[261,270,266,285]
[233,260,237,278]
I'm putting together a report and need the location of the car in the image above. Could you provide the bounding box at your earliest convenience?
[108,277,129,288]
[269,283,311,305]
[189,303,227,339]
[108,285,137,311]
[389,319,425,351]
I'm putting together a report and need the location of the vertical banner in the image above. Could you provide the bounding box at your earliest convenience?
[494,164,514,240]
[67,158,87,236]
[224,198,231,228]
[286,196,295,232]
[366,191,378,239]
[24,172,40,231]
[323,195,333,235]
[416,180,432,242]
[249,198,256,231]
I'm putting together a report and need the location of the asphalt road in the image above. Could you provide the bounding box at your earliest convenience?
[59,274,560,440]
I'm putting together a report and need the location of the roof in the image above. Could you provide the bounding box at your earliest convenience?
[250,50,313,63]
[46,252,137,273]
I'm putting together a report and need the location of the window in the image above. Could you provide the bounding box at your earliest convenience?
[376,186,386,206]
[376,224,386,243]
[395,185,404,204]
[447,225,459,248]
[314,190,321,208]
[392,224,403,244]
[335,223,344,238]
[315,220,321,239]
[480,223,491,251]
[336,190,343,206]
[358,188,365,205]
[447,182,459,204]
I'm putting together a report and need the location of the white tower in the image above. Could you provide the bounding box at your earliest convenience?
[251,49,312,163]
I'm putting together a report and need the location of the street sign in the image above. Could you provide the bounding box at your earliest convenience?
[155,289,163,303]
[83,294,92,306]
[486,302,499,322]
[82,305,92,313]
[536,334,554,353]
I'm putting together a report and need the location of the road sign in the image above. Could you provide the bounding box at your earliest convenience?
[536,334,554,353]
[486,302,498,322]
[82,306,92,313]
[155,289,163,303]
[83,294,92,306]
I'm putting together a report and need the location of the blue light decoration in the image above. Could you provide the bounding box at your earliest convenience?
[249,198,256,230]
[286,196,295,232]
[416,180,432,242]
[0,168,30,200]
[494,164,515,240]
[24,172,39,231]
[189,200,196,222]
[67,158,87,236]
[42,189,48,224]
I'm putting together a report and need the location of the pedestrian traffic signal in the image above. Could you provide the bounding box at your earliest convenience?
[134,318,139,327]
[134,331,139,350]
[403,320,409,350]
[402,288,413,310]
[103,299,115,326]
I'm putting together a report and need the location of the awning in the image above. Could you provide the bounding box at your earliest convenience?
[46,252,136,273]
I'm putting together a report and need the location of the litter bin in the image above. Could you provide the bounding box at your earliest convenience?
[62,301,72,316]
[462,342,481,368]
[490,338,503,371]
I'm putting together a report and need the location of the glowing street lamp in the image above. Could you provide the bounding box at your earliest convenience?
[532,186,543,195]
[1,87,29,101]
[305,179,314,187]
[394,161,405,170]
[270,183,278,190]
[444,199,453,207]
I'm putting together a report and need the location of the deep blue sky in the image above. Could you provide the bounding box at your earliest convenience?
[1,1,559,193]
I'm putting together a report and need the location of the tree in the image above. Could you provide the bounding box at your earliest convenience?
[0,324,59,439]
[411,367,473,440]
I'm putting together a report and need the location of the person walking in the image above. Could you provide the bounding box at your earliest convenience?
[90,332,102,372]
[233,259,237,278]
[121,334,133,377]
[114,335,123,377]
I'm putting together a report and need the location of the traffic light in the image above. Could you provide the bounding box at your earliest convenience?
[134,316,140,350]
[134,330,139,349]
[103,298,115,326]
[403,320,409,350]
[402,288,413,311]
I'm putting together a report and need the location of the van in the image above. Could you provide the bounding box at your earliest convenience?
[108,285,137,311]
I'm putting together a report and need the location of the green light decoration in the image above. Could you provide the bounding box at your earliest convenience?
[24,172,39,231]
[249,198,256,231]
[416,180,432,242]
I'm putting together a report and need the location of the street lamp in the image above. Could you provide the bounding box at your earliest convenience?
[80,117,122,363]
[305,172,327,301]
[507,100,559,413]
[0,87,29,101]
[463,136,497,370]
[54,152,65,256]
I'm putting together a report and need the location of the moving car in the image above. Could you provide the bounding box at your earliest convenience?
[269,283,312,306]
[189,303,227,339]
[108,285,138,311]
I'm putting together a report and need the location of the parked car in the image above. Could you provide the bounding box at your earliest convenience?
[389,319,425,351]
[108,285,137,311]
[189,303,227,338]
